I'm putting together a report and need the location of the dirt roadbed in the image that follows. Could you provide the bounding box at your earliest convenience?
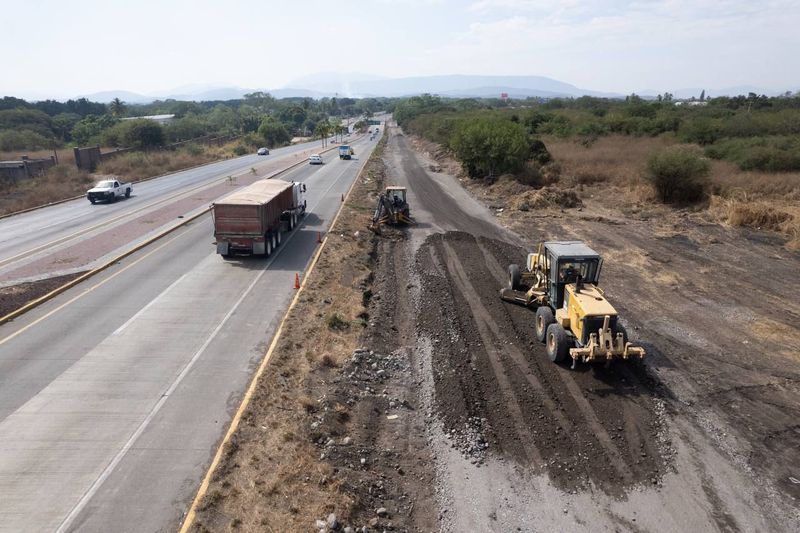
[193,126,799,532]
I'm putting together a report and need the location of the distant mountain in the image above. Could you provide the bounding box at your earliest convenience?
[280,74,619,98]
[286,72,390,94]
[78,90,154,104]
[17,75,794,104]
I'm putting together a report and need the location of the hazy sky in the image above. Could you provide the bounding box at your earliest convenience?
[2,0,798,98]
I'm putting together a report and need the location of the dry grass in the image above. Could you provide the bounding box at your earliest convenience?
[96,142,239,182]
[0,148,76,165]
[709,193,799,250]
[191,136,387,532]
[0,142,243,217]
[544,135,673,187]
[0,164,93,215]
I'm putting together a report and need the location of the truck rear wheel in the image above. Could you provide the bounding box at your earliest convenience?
[276,230,281,246]
[546,324,569,364]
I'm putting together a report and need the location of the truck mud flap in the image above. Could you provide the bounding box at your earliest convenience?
[216,241,230,255]
[253,241,266,255]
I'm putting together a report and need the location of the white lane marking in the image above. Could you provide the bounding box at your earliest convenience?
[111,273,189,336]
[54,140,373,532]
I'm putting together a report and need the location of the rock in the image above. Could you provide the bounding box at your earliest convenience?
[376,507,388,517]
[315,519,327,529]
[342,436,352,445]
[328,513,340,530]
[369,517,380,527]
[344,528,354,533]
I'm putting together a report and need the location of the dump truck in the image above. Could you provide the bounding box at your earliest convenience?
[338,145,354,160]
[369,186,412,234]
[212,179,306,257]
[500,241,645,368]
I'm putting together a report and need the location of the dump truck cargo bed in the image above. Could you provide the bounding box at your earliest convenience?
[212,179,294,255]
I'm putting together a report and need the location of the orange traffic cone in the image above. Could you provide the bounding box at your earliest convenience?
[294,273,301,289]
[317,231,323,244]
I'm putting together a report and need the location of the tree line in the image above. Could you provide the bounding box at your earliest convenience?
[0,93,394,152]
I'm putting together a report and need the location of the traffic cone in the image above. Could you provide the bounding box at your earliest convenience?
[294,273,301,289]
[317,231,323,244]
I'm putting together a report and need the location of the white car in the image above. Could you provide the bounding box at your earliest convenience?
[309,154,323,165]
[257,147,269,155]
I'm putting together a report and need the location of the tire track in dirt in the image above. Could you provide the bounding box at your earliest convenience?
[419,231,667,494]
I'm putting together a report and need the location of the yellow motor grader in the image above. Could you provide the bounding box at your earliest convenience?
[369,186,413,234]
[500,241,645,368]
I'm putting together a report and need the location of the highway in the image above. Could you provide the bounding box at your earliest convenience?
[0,131,379,532]
[0,136,337,285]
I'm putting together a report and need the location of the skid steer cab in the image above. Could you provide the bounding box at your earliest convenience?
[500,241,645,368]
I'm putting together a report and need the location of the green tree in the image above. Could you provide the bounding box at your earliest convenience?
[108,98,127,117]
[314,120,331,148]
[450,118,530,178]
[258,116,290,147]
[71,114,118,145]
[117,119,166,149]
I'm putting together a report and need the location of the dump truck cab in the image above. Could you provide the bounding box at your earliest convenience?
[501,241,645,367]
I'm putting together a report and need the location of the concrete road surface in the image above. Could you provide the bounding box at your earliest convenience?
[0,137,335,285]
[0,131,380,532]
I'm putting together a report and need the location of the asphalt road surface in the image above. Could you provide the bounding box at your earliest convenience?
[0,132,380,532]
[0,136,343,285]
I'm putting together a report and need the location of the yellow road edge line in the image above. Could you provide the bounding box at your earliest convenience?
[0,140,352,328]
[179,130,379,533]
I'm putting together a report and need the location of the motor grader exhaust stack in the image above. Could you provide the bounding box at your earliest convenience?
[499,241,646,368]
[369,186,414,234]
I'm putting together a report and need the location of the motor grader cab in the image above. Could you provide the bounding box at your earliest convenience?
[369,186,413,234]
[500,241,645,368]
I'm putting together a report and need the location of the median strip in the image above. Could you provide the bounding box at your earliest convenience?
[0,140,349,326]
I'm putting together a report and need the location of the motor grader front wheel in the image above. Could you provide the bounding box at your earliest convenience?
[545,323,570,364]
[508,264,521,290]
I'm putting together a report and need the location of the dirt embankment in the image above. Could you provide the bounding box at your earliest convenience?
[190,134,438,532]
[416,231,668,495]
[409,131,800,529]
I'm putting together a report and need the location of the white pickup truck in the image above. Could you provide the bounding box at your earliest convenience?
[87,179,132,204]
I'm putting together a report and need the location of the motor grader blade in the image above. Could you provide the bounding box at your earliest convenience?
[499,288,530,306]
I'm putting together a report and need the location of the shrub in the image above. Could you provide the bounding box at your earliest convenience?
[0,129,54,151]
[232,143,248,156]
[705,136,800,171]
[646,146,711,204]
[326,313,350,331]
[451,118,530,178]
